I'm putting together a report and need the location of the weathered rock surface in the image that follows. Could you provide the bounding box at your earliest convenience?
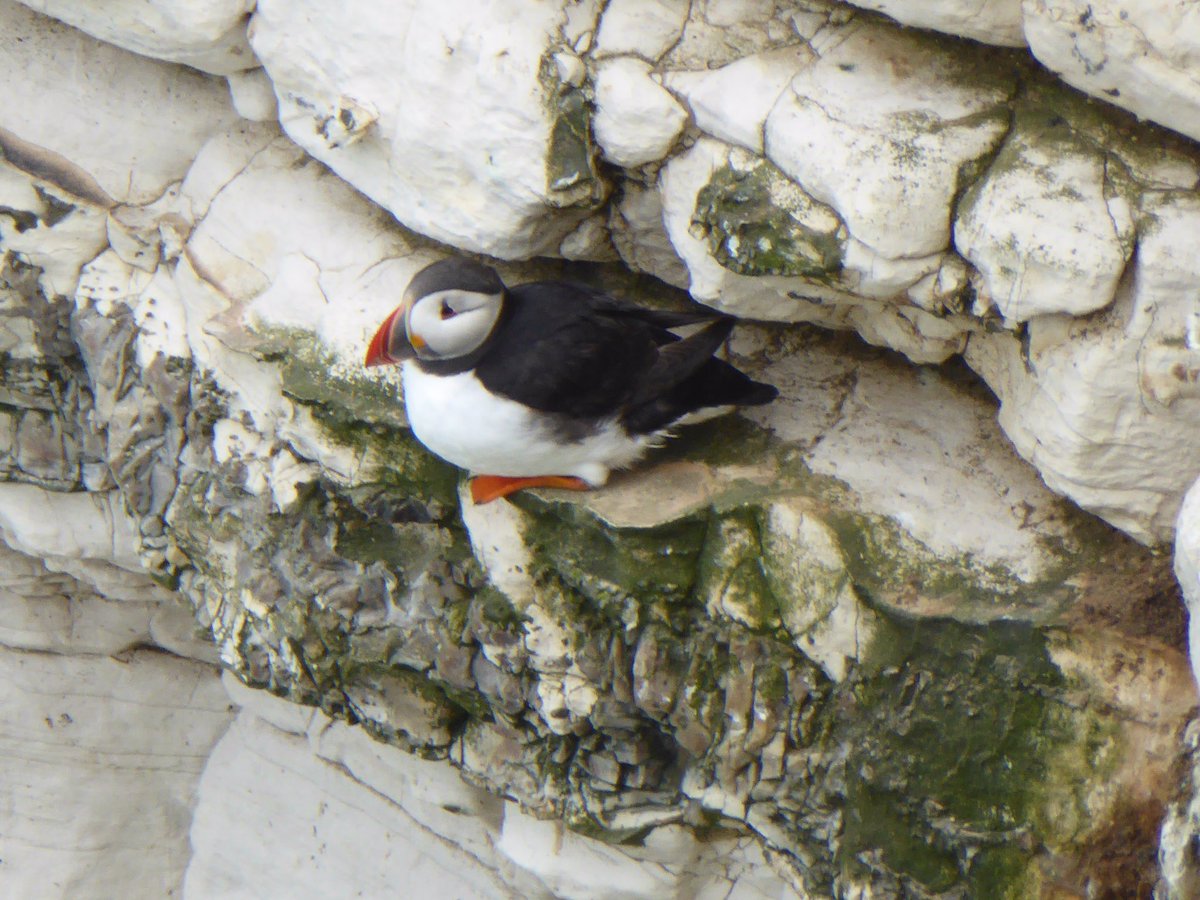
[841,0,1200,147]
[8,0,1195,541]
[187,675,800,899]
[593,57,688,168]
[765,22,1012,262]
[1023,0,1200,144]
[0,648,232,898]
[248,0,606,259]
[0,3,241,211]
[849,0,1026,46]
[4,0,1200,897]
[593,0,690,61]
[11,0,257,74]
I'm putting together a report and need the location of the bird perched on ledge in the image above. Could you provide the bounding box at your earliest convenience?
[365,257,777,504]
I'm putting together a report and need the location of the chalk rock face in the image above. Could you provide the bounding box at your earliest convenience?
[764,22,1013,261]
[841,0,1200,148]
[849,0,1026,46]
[4,0,1200,897]
[11,0,257,74]
[1023,0,1200,144]
[0,649,232,898]
[0,3,241,212]
[965,185,1200,543]
[594,0,689,60]
[957,151,1127,320]
[5,88,1186,892]
[248,0,605,259]
[592,57,688,168]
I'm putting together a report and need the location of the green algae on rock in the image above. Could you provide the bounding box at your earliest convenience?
[692,152,846,280]
[5,217,1187,897]
[839,616,1108,896]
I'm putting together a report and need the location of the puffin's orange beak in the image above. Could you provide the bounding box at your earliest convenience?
[365,306,414,367]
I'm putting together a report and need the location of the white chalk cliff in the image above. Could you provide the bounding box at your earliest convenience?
[3,0,1200,896]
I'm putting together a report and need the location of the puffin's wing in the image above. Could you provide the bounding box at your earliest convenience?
[629,317,735,405]
[478,283,766,426]
[475,283,660,417]
[620,316,777,435]
[564,282,722,334]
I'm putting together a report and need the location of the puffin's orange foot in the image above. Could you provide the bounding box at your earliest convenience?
[469,475,591,504]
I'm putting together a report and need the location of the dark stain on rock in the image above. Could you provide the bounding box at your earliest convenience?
[1044,797,1164,899]
[0,125,114,208]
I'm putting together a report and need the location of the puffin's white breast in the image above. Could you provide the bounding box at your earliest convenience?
[401,362,652,484]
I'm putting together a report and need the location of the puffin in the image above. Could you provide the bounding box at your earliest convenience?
[364,257,777,504]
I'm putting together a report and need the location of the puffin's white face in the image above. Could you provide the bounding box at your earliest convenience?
[365,258,507,368]
[405,288,503,361]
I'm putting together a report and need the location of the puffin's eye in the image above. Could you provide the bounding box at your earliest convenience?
[440,299,457,320]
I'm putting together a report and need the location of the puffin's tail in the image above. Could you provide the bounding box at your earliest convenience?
[621,322,778,435]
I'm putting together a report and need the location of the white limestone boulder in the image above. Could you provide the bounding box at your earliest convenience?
[592,57,688,168]
[965,191,1200,544]
[226,68,279,122]
[0,1,240,209]
[955,119,1135,323]
[594,0,689,61]
[248,0,605,260]
[178,126,428,449]
[764,20,1013,261]
[663,46,811,154]
[659,139,851,321]
[1024,0,1200,143]
[663,0,820,70]
[0,484,143,577]
[609,182,690,289]
[849,0,1026,47]
[11,0,257,75]
[182,127,421,325]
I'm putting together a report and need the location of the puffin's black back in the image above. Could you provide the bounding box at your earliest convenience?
[473,282,777,435]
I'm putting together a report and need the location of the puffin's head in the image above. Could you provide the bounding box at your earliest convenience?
[365,258,505,366]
